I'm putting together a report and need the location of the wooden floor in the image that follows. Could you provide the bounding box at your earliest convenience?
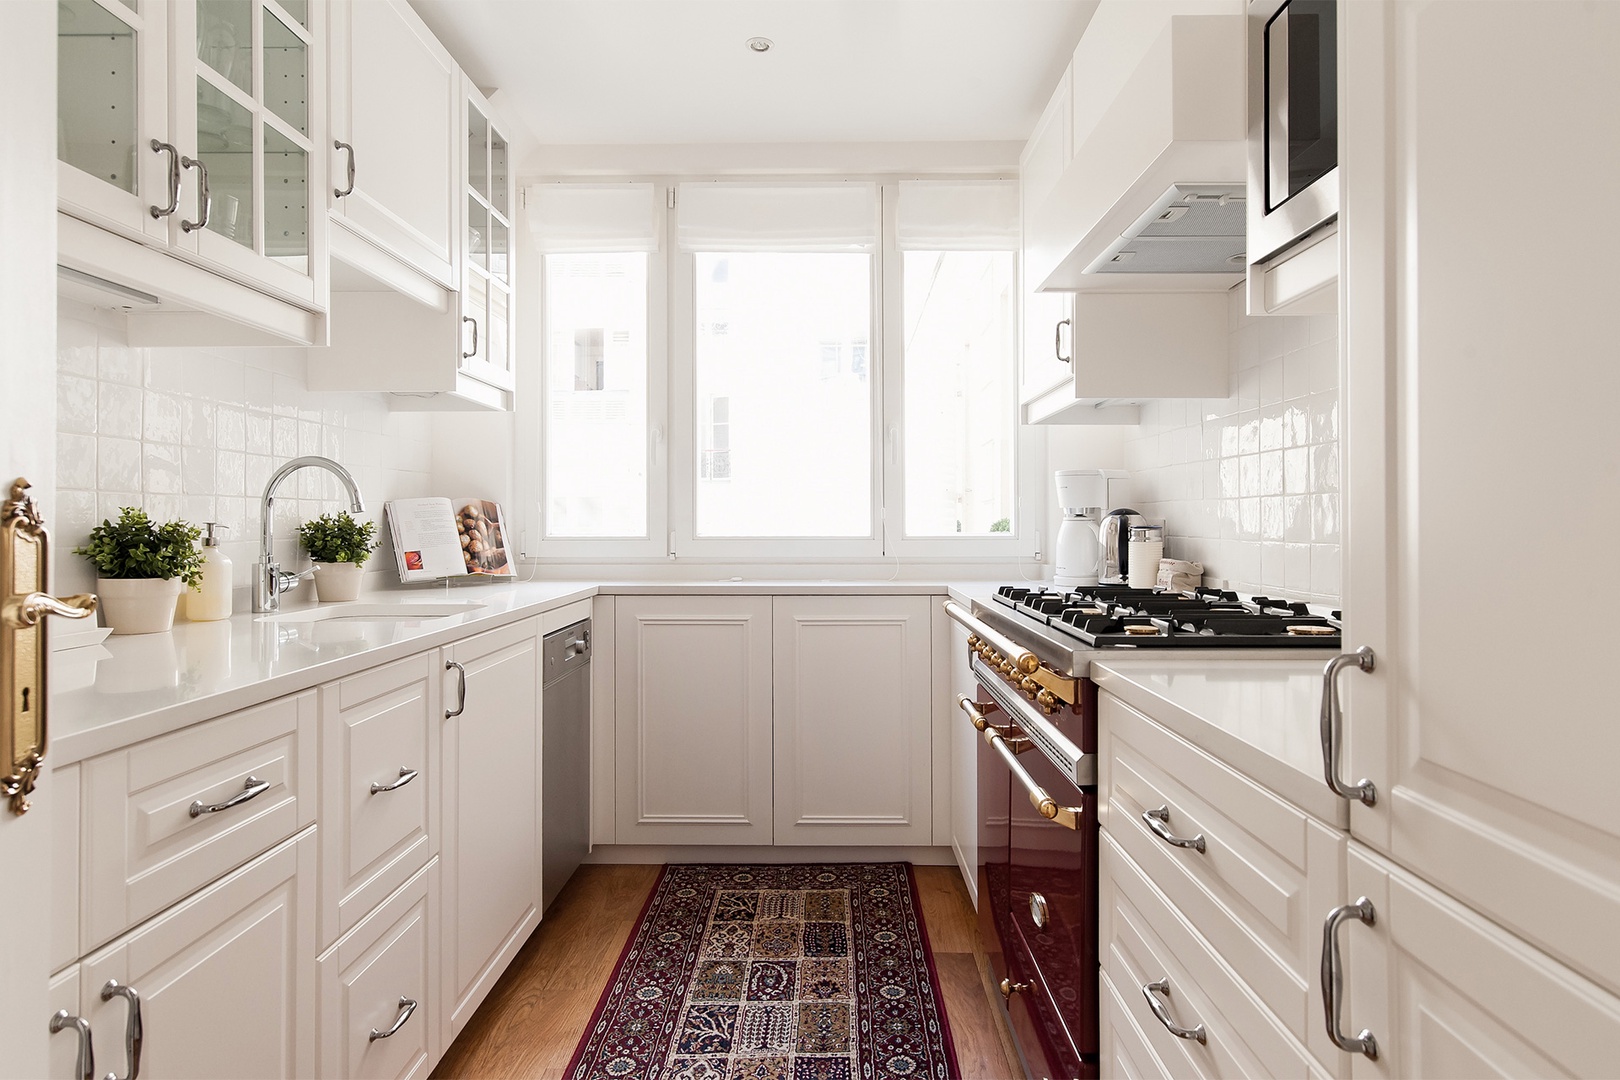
[432,863,1022,1079]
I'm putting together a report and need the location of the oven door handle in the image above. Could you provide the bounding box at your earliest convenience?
[988,728,1082,830]
[942,601,1040,675]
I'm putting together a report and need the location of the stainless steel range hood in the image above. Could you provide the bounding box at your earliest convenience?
[1087,184,1246,275]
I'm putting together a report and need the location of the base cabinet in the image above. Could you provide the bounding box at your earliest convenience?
[442,620,542,1039]
[78,830,318,1080]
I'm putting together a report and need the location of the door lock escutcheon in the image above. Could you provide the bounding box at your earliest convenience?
[2,479,97,814]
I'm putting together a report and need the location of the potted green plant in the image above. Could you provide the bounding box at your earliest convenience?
[74,508,204,635]
[297,512,377,602]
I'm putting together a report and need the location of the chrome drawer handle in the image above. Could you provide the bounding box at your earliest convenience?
[369,767,418,795]
[148,140,180,219]
[189,775,269,818]
[1029,892,1049,930]
[179,155,210,233]
[100,980,142,1080]
[1142,805,1207,853]
[1142,978,1206,1044]
[333,140,356,199]
[369,997,417,1041]
[1320,648,1378,805]
[445,660,467,718]
[49,1010,94,1080]
[1323,898,1380,1059]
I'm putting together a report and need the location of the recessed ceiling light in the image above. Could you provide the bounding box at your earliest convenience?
[747,37,773,53]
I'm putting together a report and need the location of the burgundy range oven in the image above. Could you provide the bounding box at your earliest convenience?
[945,586,1341,1079]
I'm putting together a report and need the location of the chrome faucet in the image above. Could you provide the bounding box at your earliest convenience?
[255,455,366,613]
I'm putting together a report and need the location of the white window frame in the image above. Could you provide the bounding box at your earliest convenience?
[520,174,1043,566]
[669,179,885,561]
[520,177,670,561]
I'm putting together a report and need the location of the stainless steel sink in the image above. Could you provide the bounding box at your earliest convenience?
[256,602,486,624]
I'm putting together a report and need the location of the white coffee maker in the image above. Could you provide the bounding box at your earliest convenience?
[1054,469,1133,587]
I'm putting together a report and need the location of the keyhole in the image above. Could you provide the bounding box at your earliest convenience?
[20,687,30,713]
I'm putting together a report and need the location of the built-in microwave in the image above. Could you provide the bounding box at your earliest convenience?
[1247,0,1338,262]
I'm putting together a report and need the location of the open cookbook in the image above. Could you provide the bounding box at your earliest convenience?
[385,498,515,583]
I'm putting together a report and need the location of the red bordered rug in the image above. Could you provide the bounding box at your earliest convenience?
[564,863,960,1080]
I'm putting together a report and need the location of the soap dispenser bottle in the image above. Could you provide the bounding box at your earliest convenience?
[187,522,234,621]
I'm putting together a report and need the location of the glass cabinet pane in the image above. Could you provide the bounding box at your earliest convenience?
[467,195,487,272]
[274,0,307,28]
[197,77,253,248]
[467,103,489,201]
[488,218,508,284]
[262,8,308,135]
[264,126,307,269]
[197,0,253,96]
[58,0,139,193]
[488,285,509,375]
[491,126,509,215]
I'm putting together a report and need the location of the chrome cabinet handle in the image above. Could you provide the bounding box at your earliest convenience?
[189,775,269,818]
[461,316,478,360]
[1320,647,1377,805]
[369,766,418,795]
[1323,898,1379,1059]
[100,981,142,1080]
[445,660,467,718]
[1142,805,1207,853]
[368,997,417,1041]
[1055,317,1072,364]
[1142,978,1206,1044]
[1029,892,1049,930]
[333,139,356,199]
[49,1010,94,1080]
[148,140,180,219]
[179,156,210,233]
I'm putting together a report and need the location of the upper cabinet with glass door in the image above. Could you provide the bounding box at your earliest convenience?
[459,84,514,393]
[171,0,325,309]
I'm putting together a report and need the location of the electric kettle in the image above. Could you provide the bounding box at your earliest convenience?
[1098,508,1146,585]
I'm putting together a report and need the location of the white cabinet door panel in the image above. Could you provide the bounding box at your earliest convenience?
[772,596,932,846]
[613,596,774,846]
[946,616,978,904]
[1341,0,1620,996]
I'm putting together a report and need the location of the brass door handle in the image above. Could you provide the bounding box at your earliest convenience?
[999,978,1031,998]
[3,479,98,815]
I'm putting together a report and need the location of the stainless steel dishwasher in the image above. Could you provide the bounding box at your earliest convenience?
[541,619,590,914]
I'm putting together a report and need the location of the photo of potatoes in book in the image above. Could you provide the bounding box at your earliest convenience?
[456,499,511,576]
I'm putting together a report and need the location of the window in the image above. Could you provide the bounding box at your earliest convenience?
[543,252,648,537]
[701,396,730,480]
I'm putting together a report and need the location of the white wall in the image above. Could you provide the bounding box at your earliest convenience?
[55,303,436,606]
[1108,287,1340,603]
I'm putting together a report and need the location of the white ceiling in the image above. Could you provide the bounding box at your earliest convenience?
[409,0,1099,147]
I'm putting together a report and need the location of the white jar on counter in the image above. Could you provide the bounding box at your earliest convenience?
[1127,524,1165,589]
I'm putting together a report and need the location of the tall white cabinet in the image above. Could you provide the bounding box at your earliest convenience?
[1334,0,1620,1069]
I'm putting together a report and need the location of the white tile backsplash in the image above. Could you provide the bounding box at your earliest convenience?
[55,307,434,605]
[1118,289,1342,604]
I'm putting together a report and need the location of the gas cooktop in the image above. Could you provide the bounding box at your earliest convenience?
[991,585,1342,650]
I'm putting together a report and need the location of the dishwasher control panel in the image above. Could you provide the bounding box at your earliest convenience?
[543,619,591,685]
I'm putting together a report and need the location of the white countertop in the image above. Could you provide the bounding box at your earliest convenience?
[49,578,998,765]
[1089,656,1348,826]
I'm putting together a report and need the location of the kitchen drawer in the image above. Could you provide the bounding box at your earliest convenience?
[1102,692,1347,1067]
[82,691,316,951]
[320,651,440,948]
[318,858,438,1080]
[1101,833,1328,1080]
[1100,969,1174,1080]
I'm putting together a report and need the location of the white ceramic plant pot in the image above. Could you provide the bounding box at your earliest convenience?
[313,561,364,602]
[96,577,184,635]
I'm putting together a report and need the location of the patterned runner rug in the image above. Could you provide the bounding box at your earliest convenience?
[565,863,959,1080]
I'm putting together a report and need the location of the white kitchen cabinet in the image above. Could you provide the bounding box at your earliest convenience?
[613,595,775,846]
[1339,843,1620,1080]
[318,859,439,1080]
[1019,68,1078,406]
[1339,0,1620,997]
[457,83,515,396]
[55,0,329,344]
[772,596,933,846]
[326,0,459,289]
[319,652,439,949]
[946,616,978,902]
[47,966,86,1080]
[441,619,542,1040]
[79,830,318,1080]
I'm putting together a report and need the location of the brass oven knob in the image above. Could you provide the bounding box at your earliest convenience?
[999,978,1031,998]
[1035,689,1057,711]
